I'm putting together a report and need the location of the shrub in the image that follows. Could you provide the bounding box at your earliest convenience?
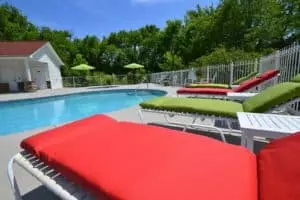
[103,74,113,85]
[85,76,102,86]
[135,68,147,83]
[113,75,128,85]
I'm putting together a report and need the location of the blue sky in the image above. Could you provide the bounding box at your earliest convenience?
[7,0,218,38]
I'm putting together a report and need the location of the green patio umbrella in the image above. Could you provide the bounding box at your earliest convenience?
[71,64,95,71]
[124,63,145,84]
[124,63,144,69]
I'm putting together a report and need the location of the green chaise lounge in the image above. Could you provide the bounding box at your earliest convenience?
[139,82,300,141]
[186,83,231,89]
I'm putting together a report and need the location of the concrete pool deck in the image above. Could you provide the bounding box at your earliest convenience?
[0,84,264,200]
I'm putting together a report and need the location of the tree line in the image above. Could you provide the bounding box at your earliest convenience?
[0,0,299,76]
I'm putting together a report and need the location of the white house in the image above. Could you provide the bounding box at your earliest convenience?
[0,41,64,92]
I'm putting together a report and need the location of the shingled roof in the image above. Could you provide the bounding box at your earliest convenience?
[0,41,47,57]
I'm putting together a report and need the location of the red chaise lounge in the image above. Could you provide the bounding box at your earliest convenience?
[177,69,279,97]
[9,114,300,200]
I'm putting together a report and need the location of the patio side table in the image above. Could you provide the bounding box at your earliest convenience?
[237,112,300,151]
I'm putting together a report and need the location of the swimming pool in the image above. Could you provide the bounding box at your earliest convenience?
[0,89,165,135]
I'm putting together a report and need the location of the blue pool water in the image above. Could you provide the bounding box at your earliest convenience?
[0,89,165,135]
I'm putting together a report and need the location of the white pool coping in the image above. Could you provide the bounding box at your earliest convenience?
[0,83,176,102]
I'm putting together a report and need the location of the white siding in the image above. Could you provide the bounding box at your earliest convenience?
[0,59,27,91]
[31,45,63,89]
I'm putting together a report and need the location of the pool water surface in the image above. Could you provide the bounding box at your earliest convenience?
[0,89,165,135]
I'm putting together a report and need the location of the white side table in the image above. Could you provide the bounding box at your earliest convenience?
[237,112,300,151]
[227,92,258,101]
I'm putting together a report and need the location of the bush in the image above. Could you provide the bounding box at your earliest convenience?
[85,76,102,86]
[112,75,128,85]
[63,71,133,87]
[126,72,134,84]
[84,72,114,86]
[103,74,113,85]
[135,68,147,83]
[62,77,74,87]
[121,76,128,84]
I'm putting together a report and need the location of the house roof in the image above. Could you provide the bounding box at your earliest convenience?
[0,41,47,57]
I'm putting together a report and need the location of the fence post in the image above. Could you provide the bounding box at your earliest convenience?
[258,58,263,73]
[191,68,194,83]
[72,76,75,88]
[254,59,258,72]
[147,74,149,89]
[178,70,183,86]
[230,62,234,86]
[206,66,210,83]
[275,50,280,70]
[172,71,174,86]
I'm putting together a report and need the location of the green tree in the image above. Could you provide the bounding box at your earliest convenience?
[0,4,35,40]
[160,51,184,71]
[191,46,260,66]
[182,5,216,65]
[280,0,300,42]
[0,1,298,76]
[72,53,88,65]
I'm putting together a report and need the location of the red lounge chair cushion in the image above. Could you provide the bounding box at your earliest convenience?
[177,87,232,95]
[39,122,257,200]
[258,132,300,200]
[233,69,279,92]
[257,69,279,80]
[177,69,279,95]
[21,115,117,157]
[233,77,264,92]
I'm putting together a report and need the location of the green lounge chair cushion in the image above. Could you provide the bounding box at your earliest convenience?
[187,83,230,89]
[291,74,300,83]
[233,71,258,85]
[243,82,300,113]
[140,97,243,118]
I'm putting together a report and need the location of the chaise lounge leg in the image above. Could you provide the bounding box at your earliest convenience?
[183,117,198,132]
[164,114,174,123]
[8,155,22,200]
[138,109,145,123]
[191,117,197,124]
[226,120,232,134]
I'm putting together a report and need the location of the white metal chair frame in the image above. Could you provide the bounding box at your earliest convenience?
[138,109,235,143]
[8,152,95,200]
[286,98,300,115]
[137,98,300,143]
